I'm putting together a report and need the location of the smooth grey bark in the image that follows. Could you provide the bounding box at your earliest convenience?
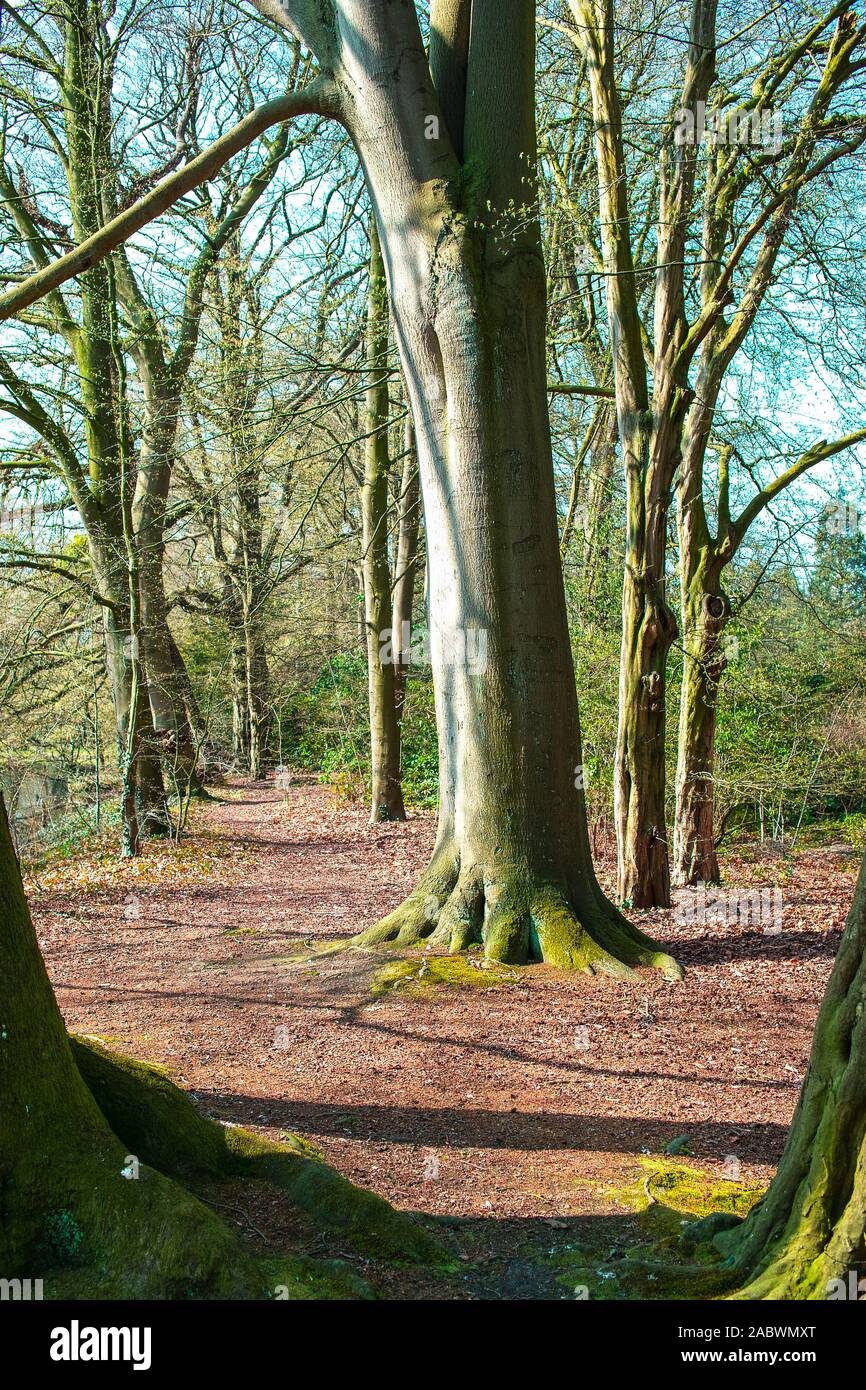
[274,0,679,974]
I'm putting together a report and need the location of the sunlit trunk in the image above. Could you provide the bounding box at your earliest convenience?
[345,1,677,975]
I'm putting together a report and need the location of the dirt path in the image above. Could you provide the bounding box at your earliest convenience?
[31,778,859,1297]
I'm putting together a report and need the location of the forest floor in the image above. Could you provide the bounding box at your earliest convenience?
[28,776,861,1300]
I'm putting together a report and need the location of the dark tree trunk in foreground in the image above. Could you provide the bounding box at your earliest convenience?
[362,224,405,822]
[718,850,866,1298]
[0,790,238,1289]
[0,792,436,1293]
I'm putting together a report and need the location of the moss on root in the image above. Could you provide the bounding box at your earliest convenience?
[598,1158,765,1223]
[541,1159,766,1301]
[353,864,681,982]
[72,1036,443,1267]
[370,951,519,998]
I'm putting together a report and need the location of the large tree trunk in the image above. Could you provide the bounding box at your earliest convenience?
[344,1,678,976]
[362,224,405,823]
[672,578,729,885]
[718,851,866,1298]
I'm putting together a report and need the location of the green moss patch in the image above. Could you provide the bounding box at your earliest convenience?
[599,1157,764,1221]
[370,951,519,998]
[538,1159,766,1300]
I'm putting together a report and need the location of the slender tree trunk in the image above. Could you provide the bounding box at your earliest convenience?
[228,604,270,778]
[582,406,617,602]
[166,628,215,776]
[229,618,250,769]
[137,507,205,801]
[362,224,405,822]
[673,576,729,885]
[614,539,677,909]
[718,850,866,1298]
[573,0,679,909]
[392,416,421,725]
[244,623,270,781]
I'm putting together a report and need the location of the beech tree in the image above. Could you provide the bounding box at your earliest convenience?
[260,0,678,975]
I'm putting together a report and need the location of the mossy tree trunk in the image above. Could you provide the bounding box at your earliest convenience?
[672,463,730,886]
[673,414,866,887]
[718,851,866,1298]
[569,0,709,910]
[566,1,866,906]
[0,791,244,1290]
[672,587,727,886]
[0,791,436,1293]
[0,0,175,848]
[581,406,618,605]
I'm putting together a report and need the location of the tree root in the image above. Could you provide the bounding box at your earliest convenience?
[352,853,682,980]
[72,1037,444,1268]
